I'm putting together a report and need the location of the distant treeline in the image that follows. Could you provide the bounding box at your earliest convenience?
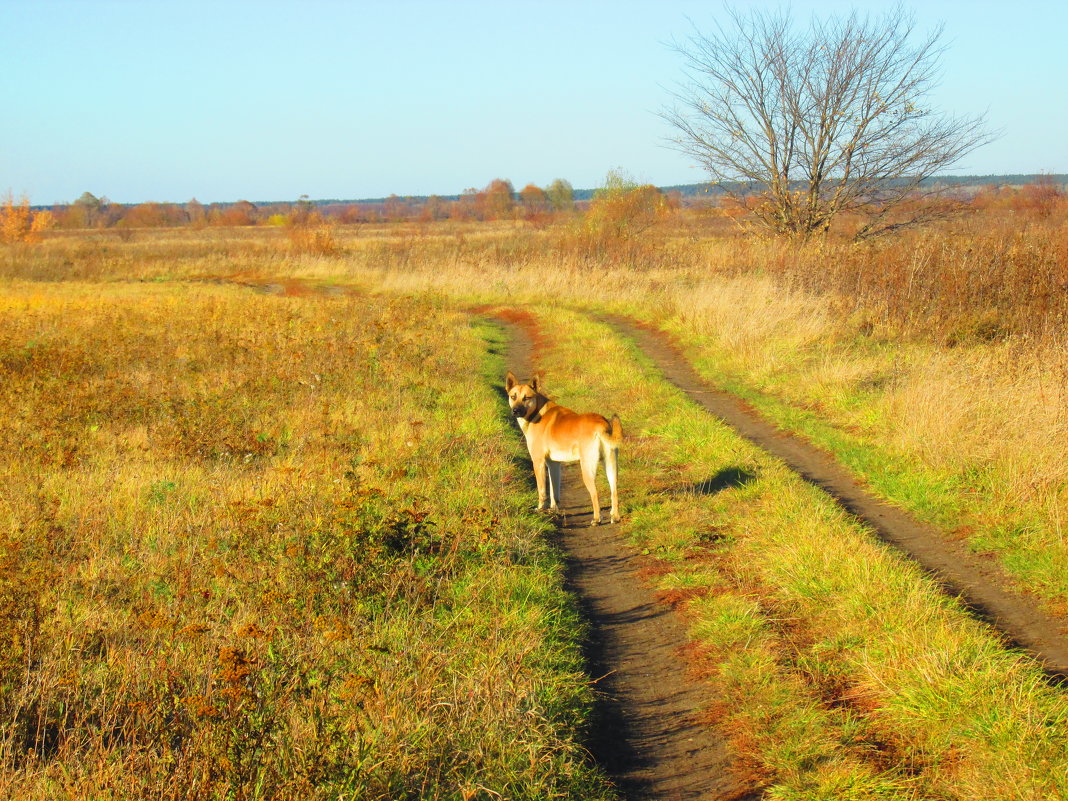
[312,174,1067,205]
[39,180,578,228]
[32,174,1068,229]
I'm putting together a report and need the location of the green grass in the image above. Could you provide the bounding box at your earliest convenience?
[521,304,1068,800]
[636,316,1068,611]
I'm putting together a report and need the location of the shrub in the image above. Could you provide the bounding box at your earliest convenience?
[585,171,672,242]
[286,197,338,256]
[1,193,40,244]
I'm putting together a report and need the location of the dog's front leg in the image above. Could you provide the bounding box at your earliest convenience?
[547,459,562,512]
[532,453,549,510]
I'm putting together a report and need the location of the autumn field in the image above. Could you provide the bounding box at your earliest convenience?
[2,195,1068,798]
[0,281,613,799]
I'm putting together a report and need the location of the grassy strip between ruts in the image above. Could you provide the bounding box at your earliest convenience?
[523,305,1068,800]
[0,281,614,800]
[640,302,1068,615]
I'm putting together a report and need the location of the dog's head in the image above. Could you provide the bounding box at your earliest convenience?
[505,370,543,420]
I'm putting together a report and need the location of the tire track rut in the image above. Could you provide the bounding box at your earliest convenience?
[601,314,1068,681]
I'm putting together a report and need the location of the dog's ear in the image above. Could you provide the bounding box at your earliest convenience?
[531,373,542,393]
[505,371,517,391]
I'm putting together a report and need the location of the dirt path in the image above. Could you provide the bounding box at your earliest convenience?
[602,314,1068,680]
[491,314,759,801]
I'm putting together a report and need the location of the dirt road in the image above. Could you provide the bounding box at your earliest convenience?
[494,314,759,801]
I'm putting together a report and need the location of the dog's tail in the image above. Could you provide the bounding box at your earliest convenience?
[603,414,623,448]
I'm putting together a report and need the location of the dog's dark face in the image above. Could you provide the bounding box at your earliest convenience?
[505,371,541,420]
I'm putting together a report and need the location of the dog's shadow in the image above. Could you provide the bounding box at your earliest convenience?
[677,466,757,496]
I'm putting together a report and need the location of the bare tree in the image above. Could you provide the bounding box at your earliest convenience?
[662,6,997,239]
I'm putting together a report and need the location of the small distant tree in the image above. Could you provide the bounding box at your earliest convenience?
[518,184,550,219]
[286,195,338,255]
[1,194,55,243]
[121,202,186,228]
[1014,175,1064,219]
[69,191,105,228]
[663,6,996,239]
[1,193,35,243]
[186,197,207,228]
[451,189,480,222]
[482,179,516,220]
[546,178,575,213]
[420,195,448,222]
[214,200,258,226]
[290,194,316,227]
[585,170,672,241]
[338,204,364,224]
[383,194,411,222]
[30,209,55,237]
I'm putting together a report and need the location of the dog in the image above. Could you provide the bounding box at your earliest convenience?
[506,370,622,525]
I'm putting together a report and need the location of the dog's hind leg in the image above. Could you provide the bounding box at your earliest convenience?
[579,446,602,526]
[604,441,619,523]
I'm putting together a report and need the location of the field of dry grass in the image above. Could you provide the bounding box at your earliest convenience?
[0,280,611,799]
[2,201,1067,797]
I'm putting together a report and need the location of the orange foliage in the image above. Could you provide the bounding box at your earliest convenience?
[121,202,187,228]
[286,197,338,255]
[481,179,515,221]
[419,195,449,223]
[451,188,480,222]
[518,184,550,224]
[383,195,412,223]
[1014,175,1065,218]
[30,209,55,235]
[585,181,672,241]
[337,204,364,224]
[212,200,259,227]
[969,177,1067,220]
[1,193,42,244]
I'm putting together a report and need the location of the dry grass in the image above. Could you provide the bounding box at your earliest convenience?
[659,276,1068,605]
[266,211,1067,609]
[0,281,611,799]
[4,203,1068,793]
[6,211,1066,608]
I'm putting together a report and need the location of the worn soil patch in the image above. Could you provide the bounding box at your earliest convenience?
[490,313,760,801]
[602,314,1068,681]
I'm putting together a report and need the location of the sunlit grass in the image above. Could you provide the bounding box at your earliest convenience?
[0,282,612,799]
[525,305,1068,799]
[4,210,1068,797]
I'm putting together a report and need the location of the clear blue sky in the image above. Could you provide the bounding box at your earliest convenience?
[3,0,1066,205]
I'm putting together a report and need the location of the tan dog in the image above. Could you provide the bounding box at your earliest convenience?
[506,371,622,525]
